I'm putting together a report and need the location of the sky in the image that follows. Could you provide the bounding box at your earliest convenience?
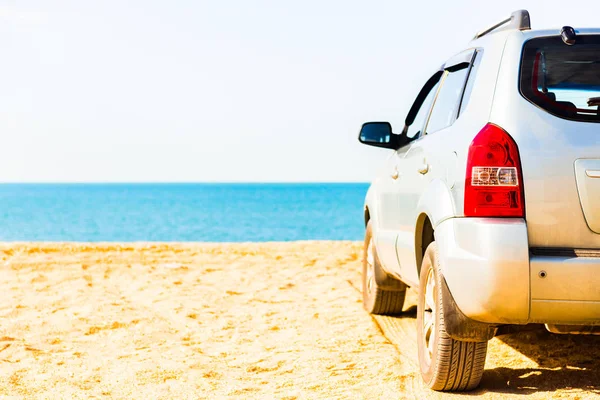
[1,0,599,183]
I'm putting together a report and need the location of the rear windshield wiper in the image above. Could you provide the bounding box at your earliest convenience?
[587,97,600,107]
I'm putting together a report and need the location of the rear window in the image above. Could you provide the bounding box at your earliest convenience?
[520,35,600,122]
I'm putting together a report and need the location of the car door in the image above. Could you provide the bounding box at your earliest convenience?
[370,73,442,277]
[373,150,406,272]
[372,74,443,275]
[396,50,479,285]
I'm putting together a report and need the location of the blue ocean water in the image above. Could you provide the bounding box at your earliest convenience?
[0,183,369,242]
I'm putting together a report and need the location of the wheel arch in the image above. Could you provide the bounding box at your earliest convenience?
[414,179,457,276]
[363,184,378,229]
[415,213,435,278]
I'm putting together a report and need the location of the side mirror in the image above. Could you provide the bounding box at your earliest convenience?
[358,122,399,149]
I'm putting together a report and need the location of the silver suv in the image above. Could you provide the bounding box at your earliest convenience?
[358,10,600,392]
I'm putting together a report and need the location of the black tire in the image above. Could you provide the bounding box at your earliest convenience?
[362,221,406,315]
[416,242,487,391]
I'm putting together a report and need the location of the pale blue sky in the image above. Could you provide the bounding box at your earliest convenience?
[1,1,598,182]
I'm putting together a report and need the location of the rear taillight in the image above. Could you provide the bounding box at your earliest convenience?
[464,123,525,217]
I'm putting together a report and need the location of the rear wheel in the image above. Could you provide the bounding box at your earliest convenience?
[417,242,487,391]
[362,221,406,315]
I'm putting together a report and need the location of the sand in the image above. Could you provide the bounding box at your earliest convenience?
[0,242,598,399]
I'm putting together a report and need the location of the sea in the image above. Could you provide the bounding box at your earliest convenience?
[0,183,369,242]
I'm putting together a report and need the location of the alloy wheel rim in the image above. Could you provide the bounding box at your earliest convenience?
[422,268,437,364]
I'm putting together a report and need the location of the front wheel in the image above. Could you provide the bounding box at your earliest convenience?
[417,242,488,391]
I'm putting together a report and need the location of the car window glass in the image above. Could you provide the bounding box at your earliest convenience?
[405,80,440,139]
[425,66,470,134]
[520,35,600,122]
[458,51,482,116]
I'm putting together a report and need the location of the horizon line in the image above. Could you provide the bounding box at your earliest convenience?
[0,181,371,185]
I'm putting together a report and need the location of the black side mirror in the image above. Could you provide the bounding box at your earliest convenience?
[358,122,399,149]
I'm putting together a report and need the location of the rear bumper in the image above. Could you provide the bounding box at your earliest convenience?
[530,256,600,325]
[436,218,600,325]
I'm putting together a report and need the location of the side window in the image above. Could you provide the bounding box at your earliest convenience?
[425,65,470,134]
[458,51,482,117]
[405,80,441,139]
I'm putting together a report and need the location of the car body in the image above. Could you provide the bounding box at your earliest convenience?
[358,10,600,391]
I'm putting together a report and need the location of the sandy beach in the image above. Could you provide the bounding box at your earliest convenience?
[0,242,599,399]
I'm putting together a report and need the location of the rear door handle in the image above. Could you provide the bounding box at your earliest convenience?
[417,163,430,175]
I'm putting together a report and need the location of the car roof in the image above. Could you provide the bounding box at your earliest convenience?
[470,28,600,49]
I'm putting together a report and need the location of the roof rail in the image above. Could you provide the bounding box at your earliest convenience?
[473,10,531,40]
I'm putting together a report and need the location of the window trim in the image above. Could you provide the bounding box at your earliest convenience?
[404,71,444,128]
[456,50,481,118]
[399,48,481,148]
[421,71,447,137]
[422,49,479,136]
[397,71,443,149]
[443,49,475,70]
